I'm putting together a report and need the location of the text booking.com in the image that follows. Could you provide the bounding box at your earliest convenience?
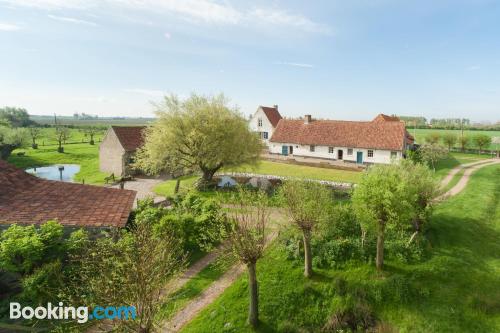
[10,302,136,324]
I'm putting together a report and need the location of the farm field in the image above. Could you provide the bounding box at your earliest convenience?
[409,128,500,150]
[30,115,153,126]
[181,164,500,333]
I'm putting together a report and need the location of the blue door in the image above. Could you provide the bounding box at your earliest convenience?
[281,145,288,156]
[356,151,363,164]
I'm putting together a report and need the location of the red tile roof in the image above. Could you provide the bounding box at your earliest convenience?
[260,106,283,127]
[0,161,136,228]
[270,117,410,151]
[112,126,146,152]
[373,114,401,122]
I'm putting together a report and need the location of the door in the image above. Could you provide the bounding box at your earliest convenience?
[338,149,343,160]
[357,151,363,164]
[281,145,288,156]
[289,146,293,155]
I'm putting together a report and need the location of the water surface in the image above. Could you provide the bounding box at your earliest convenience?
[26,164,81,182]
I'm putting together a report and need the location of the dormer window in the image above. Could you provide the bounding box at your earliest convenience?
[258,118,263,127]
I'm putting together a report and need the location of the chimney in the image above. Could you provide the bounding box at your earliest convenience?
[304,114,312,124]
[273,104,278,110]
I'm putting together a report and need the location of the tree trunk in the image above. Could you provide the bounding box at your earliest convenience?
[303,229,313,278]
[376,229,385,271]
[247,262,259,327]
[174,178,181,194]
[201,168,216,181]
[0,144,16,160]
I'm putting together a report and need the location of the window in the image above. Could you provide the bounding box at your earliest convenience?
[310,145,315,152]
[257,118,263,126]
[328,146,334,154]
[263,132,268,139]
[391,151,398,159]
[347,148,353,155]
[368,150,374,157]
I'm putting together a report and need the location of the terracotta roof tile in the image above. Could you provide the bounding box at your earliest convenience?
[112,126,146,152]
[260,106,282,127]
[0,160,136,228]
[270,117,411,151]
[373,114,401,122]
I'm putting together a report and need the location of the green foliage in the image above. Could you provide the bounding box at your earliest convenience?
[135,93,263,180]
[0,126,29,159]
[472,134,492,152]
[419,143,449,170]
[136,192,228,253]
[0,225,44,274]
[0,107,33,127]
[425,132,441,144]
[442,132,457,150]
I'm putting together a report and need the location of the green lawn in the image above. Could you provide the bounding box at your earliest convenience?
[227,161,362,183]
[410,128,500,150]
[7,142,108,184]
[181,164,500,332]
[434,152,491,179]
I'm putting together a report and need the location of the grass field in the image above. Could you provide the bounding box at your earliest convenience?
[7,127,111,184]
[181,164,500,332]
[409,128,500,150]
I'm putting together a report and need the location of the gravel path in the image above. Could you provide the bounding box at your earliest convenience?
[438,159,499,200]
[162,207,287,332]
[109,176,167,207]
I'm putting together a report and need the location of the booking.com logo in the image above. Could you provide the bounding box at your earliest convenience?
[10,302,136,324]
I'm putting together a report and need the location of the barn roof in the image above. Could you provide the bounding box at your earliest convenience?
[112,126,146,152]
[0,160,136,228]
[260,106,282,127]
[270,116,410,151]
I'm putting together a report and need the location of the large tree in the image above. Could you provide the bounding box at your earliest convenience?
[0,124,28,160]
[225,189,270,328]
[352,164,414,271]
[280,180,331,278]
[0,107,33,127]
[472,134,492,154]
[135,94,263,181]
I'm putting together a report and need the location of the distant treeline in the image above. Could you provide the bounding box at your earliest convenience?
[399,116,500,131]
[30,114,154,127]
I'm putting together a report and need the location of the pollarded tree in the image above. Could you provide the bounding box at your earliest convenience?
[55,126,70,153]
[442,133,457,151]
[419,143,448,171]
[352,164,414,271]
[135,94,263,182]
[281,180,331,278]
[226,188,270,328]
[425,132,441,144]
[83,126,100,145]
[400,160,441,244]
[473,134,492,154]
[28,126,41,149]
[0,124,28,160]
[459,135,470,152]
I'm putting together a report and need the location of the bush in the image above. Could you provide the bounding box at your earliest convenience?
[281,203,427,268]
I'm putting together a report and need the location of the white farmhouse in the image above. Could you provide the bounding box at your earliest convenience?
[267,114,414,165]
[248,105,283,146]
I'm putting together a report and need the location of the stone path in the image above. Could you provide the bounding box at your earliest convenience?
[162,207,287,332]
[109,176,167,207]
[438,158,500,200]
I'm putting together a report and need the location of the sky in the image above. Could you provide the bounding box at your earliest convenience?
[0,0,499,122]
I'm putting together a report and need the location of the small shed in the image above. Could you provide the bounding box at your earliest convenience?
[99,126,146,177]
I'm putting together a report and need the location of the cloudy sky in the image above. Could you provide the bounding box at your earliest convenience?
[0,0,499,121]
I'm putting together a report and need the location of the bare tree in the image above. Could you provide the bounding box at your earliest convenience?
[55,126,70,153]
[28,126,41,149]
[83,126,100,145]
[226,189,270,328]
[281,180,331,278]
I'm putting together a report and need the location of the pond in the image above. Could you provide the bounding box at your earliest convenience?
[26,164,81,182]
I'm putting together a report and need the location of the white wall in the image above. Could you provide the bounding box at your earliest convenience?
[248,107,275,145]
[99,129,126,176]
[268,142,402,164]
